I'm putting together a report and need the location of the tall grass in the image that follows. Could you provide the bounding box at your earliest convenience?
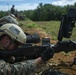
[35,21,76,41]
[19,19,76,41]
[36,21,60,40]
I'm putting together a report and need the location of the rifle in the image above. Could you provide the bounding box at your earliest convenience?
[0,8,76,63]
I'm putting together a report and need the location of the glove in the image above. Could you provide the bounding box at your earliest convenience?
[40,47,54,61]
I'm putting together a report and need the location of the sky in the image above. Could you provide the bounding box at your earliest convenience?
[0,0,76,11]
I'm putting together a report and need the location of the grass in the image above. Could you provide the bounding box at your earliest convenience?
[19,18,39,28]
[35,21,76,41]
[35,21,60,40]
[18,19,76,41]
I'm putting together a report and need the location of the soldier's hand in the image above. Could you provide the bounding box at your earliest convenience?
[40,47,54,61]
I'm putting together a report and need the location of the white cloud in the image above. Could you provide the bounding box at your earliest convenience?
[52,0,76,6]
[0,3,38,11]
[0,0,76,11]
[15,4,38,11]
[0,5,9,11]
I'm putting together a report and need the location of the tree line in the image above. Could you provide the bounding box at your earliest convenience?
[0,3,76,21]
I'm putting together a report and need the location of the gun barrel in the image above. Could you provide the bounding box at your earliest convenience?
[52,40,76,53]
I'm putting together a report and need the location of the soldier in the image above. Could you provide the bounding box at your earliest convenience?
[11,5,15,15]
[0,14,19,25]
[0,23,54,75]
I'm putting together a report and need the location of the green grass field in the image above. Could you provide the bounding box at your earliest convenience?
[35,21,60,40]
[19,19,76,41]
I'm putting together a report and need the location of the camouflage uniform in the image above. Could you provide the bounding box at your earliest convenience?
[0,45,36,75]
[0,59,36,75]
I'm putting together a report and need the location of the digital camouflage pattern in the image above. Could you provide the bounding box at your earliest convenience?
[0,59,36,75]
[0,45,36,75]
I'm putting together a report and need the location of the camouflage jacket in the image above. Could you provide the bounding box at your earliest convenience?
[0,15,37,74]
[0,44,36,75]
[0,59,36,75]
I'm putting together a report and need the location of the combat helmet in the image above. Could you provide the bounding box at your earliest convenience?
[0,23,26,44]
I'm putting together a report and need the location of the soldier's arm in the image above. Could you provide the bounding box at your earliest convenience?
[0,59,36,75]
[0,47,54,75]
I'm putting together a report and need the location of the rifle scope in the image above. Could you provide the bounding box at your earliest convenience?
[26,33,40,43]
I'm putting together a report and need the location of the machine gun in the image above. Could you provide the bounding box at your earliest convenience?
[58,8,76,41]
[0,8,76,63]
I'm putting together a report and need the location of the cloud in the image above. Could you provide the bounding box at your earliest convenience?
[0,3,38,11]
[0,6,8,11]
[0,0,76,11]
[52,0,76,6]
[15,3,38,11]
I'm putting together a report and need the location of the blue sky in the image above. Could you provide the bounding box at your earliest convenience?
[0,0,76,11]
